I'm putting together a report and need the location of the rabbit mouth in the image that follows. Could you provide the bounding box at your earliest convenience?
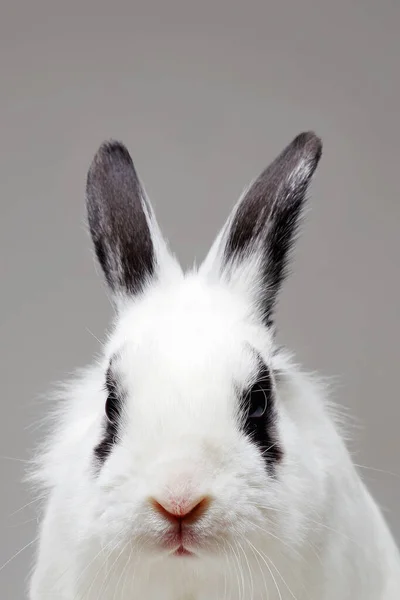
[159,525,203,556]
[172,545,194,557]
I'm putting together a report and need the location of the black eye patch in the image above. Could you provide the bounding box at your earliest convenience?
[104,370,122,424]
[94,366,124,465]
[241,360,283,472]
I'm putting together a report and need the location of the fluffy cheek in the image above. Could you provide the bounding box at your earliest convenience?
[223,435,306,558]
[87,451,150,549]
[234,438,316,557]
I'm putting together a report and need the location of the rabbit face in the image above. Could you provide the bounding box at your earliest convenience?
[93,276,281,560]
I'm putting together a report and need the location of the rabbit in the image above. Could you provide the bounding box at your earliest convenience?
[28,132,400,600]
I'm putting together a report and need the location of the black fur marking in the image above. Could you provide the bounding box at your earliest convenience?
[86,140,155,296]
[224,132,322,324]
[94,366,124,464]
[241,358,283,473]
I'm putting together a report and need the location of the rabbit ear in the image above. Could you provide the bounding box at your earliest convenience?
[86,141,181,302]
[200,132,322,325]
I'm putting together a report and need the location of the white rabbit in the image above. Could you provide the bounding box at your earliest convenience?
[29,133,400,600]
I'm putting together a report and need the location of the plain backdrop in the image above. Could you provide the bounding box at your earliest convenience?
[0,1,399,597]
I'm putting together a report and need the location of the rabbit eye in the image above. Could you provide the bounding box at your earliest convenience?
[105,390,120,423]
[240,359,283,472]
[248,382,269,418]
[104,368,121,424]
[94,367,122,465]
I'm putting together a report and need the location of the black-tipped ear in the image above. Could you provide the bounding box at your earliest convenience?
[201,132,322,325]
[86,141,156,297]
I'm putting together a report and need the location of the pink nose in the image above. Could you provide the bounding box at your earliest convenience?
[150,495,211,523]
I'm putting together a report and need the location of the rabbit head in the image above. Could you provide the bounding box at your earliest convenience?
[83,133,323,564]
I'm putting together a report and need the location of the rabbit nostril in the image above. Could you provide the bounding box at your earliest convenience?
[150,495,211,523]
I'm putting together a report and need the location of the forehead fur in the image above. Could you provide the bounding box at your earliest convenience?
[106,273,274,386]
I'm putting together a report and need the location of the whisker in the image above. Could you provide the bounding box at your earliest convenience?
[226,539,245,600]
[354,463,400,479]
[0,536,38,573]
[247,539,270,600]
[247,499,379,563]
[262,550,299,600]
[85,327,103,346]
[6,516,39,528]
[8,496,43,518]
[236,538,254,600]
[120,540,134,600]
[111,538,132,600]
[0,455,30,464]
[247,520,301,559]
[244,538,283,600]
[83,537,122,600]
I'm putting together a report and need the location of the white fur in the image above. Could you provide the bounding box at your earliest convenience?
[29,143,400,599]
[29,274,400,599]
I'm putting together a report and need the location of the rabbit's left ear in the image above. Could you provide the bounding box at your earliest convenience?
[86,141,181,305]
[200,132,322,325]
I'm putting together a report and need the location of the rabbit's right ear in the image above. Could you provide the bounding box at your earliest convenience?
[86,141,181,304]
[200,132,322,326]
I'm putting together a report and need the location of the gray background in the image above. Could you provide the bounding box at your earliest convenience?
[0,0,399,597]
